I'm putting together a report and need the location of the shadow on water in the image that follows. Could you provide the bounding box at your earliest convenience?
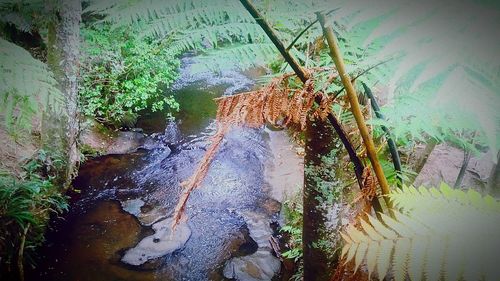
[27,58,283,281]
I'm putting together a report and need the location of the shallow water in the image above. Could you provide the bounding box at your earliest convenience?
[28,59,294,281]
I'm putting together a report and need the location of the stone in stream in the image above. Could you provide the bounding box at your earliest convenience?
[120,199,145,217]
[223,250,281,281]
[120,199,169,226]
[223,211,281,281]
[121,218,191,266]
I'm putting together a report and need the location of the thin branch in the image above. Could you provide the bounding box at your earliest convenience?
[454,132,476,188]
[286,8,340,51]
[332,58,394,101]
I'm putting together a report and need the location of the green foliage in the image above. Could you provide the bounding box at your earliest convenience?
[281,196,303,262]
[79,24,180,126]
[281,191,304,281]
[84,0,338,71]
[0,0,51,33]
[71,0,500,154]
[331,0,500,157]
[0,169,68,269]
[341,183,500,281]
[0,37,63,136]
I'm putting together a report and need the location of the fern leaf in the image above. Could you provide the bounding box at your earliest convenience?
[377,239,393,279]
[0,38,62,133]
[365,240,379,277]
[368,214,398,239]
[360,218,384,241]
[354,242,368,272]
[393,237,410,281]
[342,183,500,281]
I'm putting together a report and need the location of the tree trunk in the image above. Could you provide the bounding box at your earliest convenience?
[411,138,438,184]
[47,0,81,186]
[303,117,337,281]
[487,152,500,197]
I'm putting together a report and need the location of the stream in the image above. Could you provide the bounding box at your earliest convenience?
[28,57,303,281]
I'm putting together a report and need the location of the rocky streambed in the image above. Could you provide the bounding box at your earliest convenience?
[28,58,303,281]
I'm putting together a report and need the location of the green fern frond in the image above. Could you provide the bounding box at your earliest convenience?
[342,183,500,281]
[330,0,500,155]
[168,22,268,53]
[193,43,277,72]
[0,38,63,133]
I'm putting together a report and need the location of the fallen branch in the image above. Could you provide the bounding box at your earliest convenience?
[171,124,230,228]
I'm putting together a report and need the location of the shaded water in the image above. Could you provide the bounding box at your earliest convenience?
[28,58,288,281]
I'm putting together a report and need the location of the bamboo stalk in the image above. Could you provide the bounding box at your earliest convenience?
[317,13,394,212]
[239,0,383,214]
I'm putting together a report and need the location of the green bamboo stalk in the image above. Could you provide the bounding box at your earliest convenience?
[317,12,394,212]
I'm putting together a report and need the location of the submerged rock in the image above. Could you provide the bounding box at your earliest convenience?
[121,218,191,266]
[120,199,145,217]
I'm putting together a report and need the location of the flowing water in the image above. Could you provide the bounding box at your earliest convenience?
[28,58,302,281]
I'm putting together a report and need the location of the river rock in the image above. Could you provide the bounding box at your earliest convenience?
[242,212,274,248]
[120,199,145,217]
[107,131,146,154]
[121,218,191,266]
[120,198,170,226]
[223,211,281,280]
[223,250,281,281]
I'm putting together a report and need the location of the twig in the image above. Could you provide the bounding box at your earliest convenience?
[286,8,340,51]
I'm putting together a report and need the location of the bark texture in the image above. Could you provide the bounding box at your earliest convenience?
[47,0,81,185]
[303,118,337,281]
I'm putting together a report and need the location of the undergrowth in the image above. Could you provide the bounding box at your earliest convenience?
[0,150,68,277]
[79,23,180,127]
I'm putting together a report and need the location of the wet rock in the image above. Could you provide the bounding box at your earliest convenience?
[120,199,145,217]
[223,211,281,280]
[264,129,304,203]
[121,218,191,266]
[140,136,172,152]
[163,118,182,144]
[120,199,170,226]
[107,131,146,154]
[136,206,170,226]
[223,250,281,281]
[242,212,273,249]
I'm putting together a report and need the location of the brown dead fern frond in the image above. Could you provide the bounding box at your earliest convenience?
[172,71,341,229]
[171,123,230,228]
[215,75,333,130]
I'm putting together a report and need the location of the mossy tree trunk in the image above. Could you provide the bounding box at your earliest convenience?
[303,118,340,281]
[46,0,81,186]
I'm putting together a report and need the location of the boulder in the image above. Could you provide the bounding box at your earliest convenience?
[121,218,191,266]
[223,250,281,281]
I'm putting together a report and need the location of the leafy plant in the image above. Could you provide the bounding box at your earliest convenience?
[333,0,500,158]
[84,0,338,71]
[0,170,68,273]
[79,24,180,126]
[281,191,304,281]
[341,183,500,281]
